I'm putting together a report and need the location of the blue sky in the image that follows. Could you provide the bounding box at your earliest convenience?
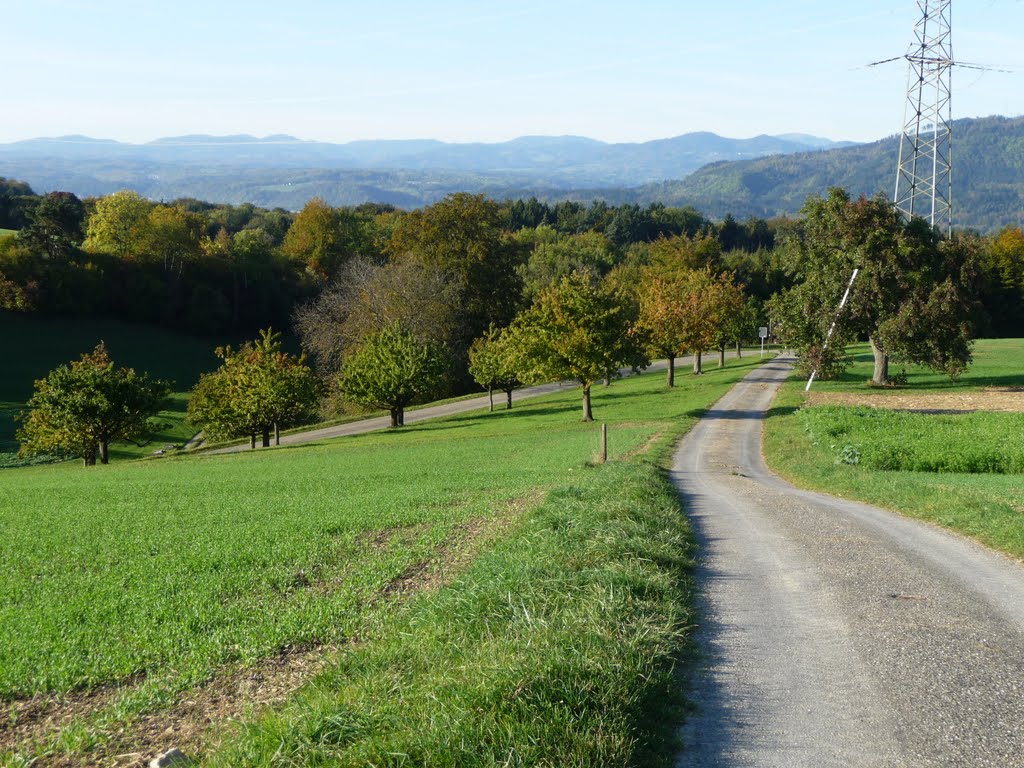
[3,0,1022,145]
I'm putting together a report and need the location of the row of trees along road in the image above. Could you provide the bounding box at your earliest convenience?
[12,186,1011,462]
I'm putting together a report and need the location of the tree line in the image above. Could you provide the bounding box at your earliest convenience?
[8,179,1024,464]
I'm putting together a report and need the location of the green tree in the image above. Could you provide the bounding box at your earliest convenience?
[337,323,450,427]
[83,190,152,259]
[505,271,646,421]
[187,329,320,448]
[20,191,86,263]
[468,324,521,411]
[772,189,982,385]
[17,343,171,466]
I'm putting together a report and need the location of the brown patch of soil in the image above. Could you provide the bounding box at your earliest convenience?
[4,494,539,766]
[806,387,1024,414]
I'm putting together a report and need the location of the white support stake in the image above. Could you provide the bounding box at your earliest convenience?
[805,268,859,392]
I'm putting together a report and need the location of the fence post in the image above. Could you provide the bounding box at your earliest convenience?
[600,423,608,464]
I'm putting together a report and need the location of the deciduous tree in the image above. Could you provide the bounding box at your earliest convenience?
[17,343,170,465]
[468,324,520,411]
[337,323,450,427]
[187,329,320,447]
[505,271,645,421]
[772,188,982,385]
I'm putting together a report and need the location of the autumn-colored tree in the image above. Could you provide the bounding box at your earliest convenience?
[468,324,520,411]
[17,343,170,465]
[387,193,522,345]
[187,329,320,448]
[337,323,450,427]
[282,197,368,281]
[634,271,689,386]
[505,271,646,421]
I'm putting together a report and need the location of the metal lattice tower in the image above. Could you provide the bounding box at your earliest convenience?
[893,0,954,235]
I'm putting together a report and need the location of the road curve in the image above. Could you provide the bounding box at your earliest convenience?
[672,356,1024,767]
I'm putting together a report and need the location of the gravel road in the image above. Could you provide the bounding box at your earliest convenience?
[672,356,1024,767]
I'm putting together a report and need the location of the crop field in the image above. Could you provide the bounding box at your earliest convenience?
[0,355,763,766]
[0,312,228,465]
[765,339,1024,559]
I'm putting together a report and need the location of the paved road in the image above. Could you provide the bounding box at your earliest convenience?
[672,356,1024,767]
[206,350,752,455]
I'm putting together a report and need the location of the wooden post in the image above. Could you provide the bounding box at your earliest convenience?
[600,423,608,464]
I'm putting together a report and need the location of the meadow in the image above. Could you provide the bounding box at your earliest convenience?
[764,339,1024,560]
[0,354,763,766]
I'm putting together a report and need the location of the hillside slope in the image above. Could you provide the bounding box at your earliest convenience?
[633,116,1024,230]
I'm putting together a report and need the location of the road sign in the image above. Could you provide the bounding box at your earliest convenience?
[758,326,768,339]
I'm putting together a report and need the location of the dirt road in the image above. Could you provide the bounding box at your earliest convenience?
[672,356,1024,767]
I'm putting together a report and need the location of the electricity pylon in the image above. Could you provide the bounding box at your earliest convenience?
[892,0,954,235]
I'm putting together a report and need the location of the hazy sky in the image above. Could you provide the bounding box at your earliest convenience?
[3,0,1021,145]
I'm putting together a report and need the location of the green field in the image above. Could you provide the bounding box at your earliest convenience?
[0,229,16,237]
[0,355,762,765]
[0,311,228,464]
[765,339,1024,559]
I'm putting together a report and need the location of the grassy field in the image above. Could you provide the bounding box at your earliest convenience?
[0,229,16,237]
[0,354,763,766]
[0,312,228,464]
[764,339,1024,560]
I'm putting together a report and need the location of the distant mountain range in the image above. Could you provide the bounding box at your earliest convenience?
[1,118,1021,230]
[0,131,853,207]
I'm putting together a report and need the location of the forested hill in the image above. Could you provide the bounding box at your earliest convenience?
[631,116,1024,231]
[0,131,849,209]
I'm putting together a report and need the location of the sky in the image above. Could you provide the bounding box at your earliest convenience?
[3,0,1022,146]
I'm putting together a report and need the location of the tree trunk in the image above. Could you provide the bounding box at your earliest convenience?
[505,388,513,410]
[736,340,742,358]
[719,342,726,368]
[693,349,703,375]
[666,354,675,387]
[398,407,405,426]
[99,440,109,465]
[870,336,890,386]
[390,408,400,428]
[261,427,270,448]
[250,434,256,450]
[488,386,494,412]
[581,384,594,422]
[274,422,280,446]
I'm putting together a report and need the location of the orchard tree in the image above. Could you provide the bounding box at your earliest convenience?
[188,329,320,448]
[337,322,450,427]
[468,324,520,411]
[17,343,171,465]
[505,271,646,421]
[772,188,982,385]
[634,270,690,386]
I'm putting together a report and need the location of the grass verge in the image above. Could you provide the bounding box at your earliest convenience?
[1,355,762,766]
[764,339,1024,561]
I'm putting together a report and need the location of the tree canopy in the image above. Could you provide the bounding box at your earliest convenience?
[771,188,982,385]
[337,322,450,427]
[17,343,171,465]
[187,329,320,447]
[505,271,645,421]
